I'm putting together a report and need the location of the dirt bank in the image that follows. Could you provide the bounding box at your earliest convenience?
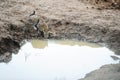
[80,63,120,80]
[0,0,120,80]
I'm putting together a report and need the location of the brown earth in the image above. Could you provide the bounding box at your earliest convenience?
[80,64,120,80]
[0,0,120,80]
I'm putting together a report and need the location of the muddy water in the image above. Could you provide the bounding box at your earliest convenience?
[0,40,120,80]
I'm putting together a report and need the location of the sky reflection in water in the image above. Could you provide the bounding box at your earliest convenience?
[0,40,120,80]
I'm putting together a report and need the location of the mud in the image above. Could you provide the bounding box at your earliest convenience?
[0,0,120,80]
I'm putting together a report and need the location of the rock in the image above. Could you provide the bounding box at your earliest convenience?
[80,64,120,80]
[111,55,120,61]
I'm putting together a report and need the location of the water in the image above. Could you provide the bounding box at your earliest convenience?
[0,40,120,80]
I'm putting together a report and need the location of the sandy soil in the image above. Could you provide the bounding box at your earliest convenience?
[0,0,120,80]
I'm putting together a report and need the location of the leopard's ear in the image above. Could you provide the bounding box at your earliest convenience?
[29,11,35,17]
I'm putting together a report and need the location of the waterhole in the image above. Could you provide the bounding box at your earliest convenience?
[0,39,120,80]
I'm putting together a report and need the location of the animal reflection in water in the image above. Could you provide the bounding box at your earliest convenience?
[24,40,48,62]
[23,40,101,62]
